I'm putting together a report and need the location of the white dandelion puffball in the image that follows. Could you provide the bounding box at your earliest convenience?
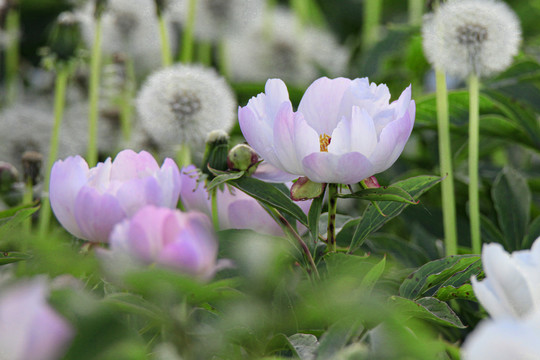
[77,0,173,75]
[422,0,521,78]
[135,64,236,161]
[168,0,264,41]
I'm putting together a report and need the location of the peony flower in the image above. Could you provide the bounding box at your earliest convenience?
[471,238,540,319]
[50,149,181,243]
[461,309,540,360]
[238,77,415,184]
[107,205,218,278]
[0,278,74,360]
[136,64,236,162]
[422,0,521,78]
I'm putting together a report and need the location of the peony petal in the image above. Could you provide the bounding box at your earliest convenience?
[302,151,374,184]
[252,162,298,183]
[337,78,391,121]
[471,276,513,319]
[227,199,283,236]
[179,166,212,216]
[115,177,162,217]
[73,187,126,243]
[50,156,89,240]
[273,105,319,175]
[157,158,182,208]
[369,101,415,173]
[110,149,160,181]
[328,107,377,157]
[297,77,352,135]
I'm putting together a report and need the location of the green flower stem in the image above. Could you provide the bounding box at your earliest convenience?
[87,15,103,167]
[468,73,481,254]
[211,188,219,231]
[38,66,69,238]
[436,69,458,255]
[5,7,20,105]
[408,0,423,26]
[197,41,212,66]
[158,13,172,67]
[217,40,229,80]
[362,0,382,51]
[327,183,338,252]
[119,58,135,142]
[180,0,197,63]
[22,180,33,233]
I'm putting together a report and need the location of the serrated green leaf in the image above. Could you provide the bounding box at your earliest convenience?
[228,176,308,226]
[389,296,465,328]
[492,167,531,251]
[399,255,479,300]
[0,251,30,265]
[348,175,441,252]
[206,171,245,191]
[337,186,418,204]
[435,284,478,302]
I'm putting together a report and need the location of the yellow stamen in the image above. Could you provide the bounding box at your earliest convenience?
[319,134,331,152]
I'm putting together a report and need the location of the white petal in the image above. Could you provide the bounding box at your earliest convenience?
[328,107,377,157]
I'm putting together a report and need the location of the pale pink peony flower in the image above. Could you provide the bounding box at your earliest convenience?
[50,149,181,243]
[238,77,415,184]
[0,278,74,360]
[108,205,218,278]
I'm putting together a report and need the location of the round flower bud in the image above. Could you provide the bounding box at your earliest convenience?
[227,144,259,174]
[202,130,229,177]
[47,11,82,64]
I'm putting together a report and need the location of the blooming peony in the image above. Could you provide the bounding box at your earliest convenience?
[107,205,218,278]
[238,77,415,184]
[0,278,74,360]
[471,238,540,319]
[50,149,181,243]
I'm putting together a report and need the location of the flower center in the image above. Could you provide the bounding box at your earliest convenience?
[169,91,202,121]
[319,134,331,152]
[456,24,488,47]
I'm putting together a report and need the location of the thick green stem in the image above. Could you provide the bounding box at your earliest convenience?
[217,40,229,80]
[468,74,481,254]
[5,8,20,104]
[119,58,135,142]
[158,13,172,67]
[211,188,219,231]
[327,183,338,252]
[408,0,423,26]
[39,67,69,238]
[436,69,458,255]
[362,0,382,51]
[180,0,197,63]
[197,41,212,65]
[22,180,33,233]
[87,15,103,167]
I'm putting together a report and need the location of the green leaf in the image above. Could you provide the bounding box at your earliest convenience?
[480,215,507,249]
[363,233,430,268]
[337,186,418,205]
[348,175,442,252]
[206,171,245,191]
[0,206,39,236]
[360,255,386,295]
[0,251,30,265]
[228,176,308,226]
[102,293,165,322]
[435,284,478,302]
[523,216,540,249]
[0,202,38,219]
[492,167,531,251]
[316,323,362,360]
[308,190,325,244]
[399,255,479,300]
[389,296,466,328]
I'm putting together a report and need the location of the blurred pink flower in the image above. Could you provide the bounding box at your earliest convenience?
[50,149,181,243]
[108,205,218,278]
[180,165,310,236]
[0,278,74,360]
[238,77,415,184]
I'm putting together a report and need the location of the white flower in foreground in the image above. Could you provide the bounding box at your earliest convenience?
[472,238,540,318]
[422,0,521,78]
[0,278,74,360]
[239,77,415,184]
[462,310,540,360]
[136,64,236,161]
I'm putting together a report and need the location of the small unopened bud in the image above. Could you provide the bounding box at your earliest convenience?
[362,176,380,189]
[47,11,81,63]
[94,0,108,19]
[21,151,43,186]
[290,176,325,201]
[227,144,259,175]
[202,130,229,177]
[154,0,167,16]
[0,161,19,194]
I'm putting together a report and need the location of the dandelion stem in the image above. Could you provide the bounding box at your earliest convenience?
[436,69,458,256]
[197,41,212,65]
[211,188,219,231]
[362,0,382,51]
[5,6,20,105]
[119,58,135,142]
[468,73,481,254]
[408,0,423,26]
[217,40,229,80]
[180,0,197,63]
[158,12,172,67]
[327,183,338,252]
[22,180,33,233]
[38,66,69,238]
[87,14,103,167]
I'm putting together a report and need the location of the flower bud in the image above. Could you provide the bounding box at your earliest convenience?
[362,176,380,189]
[21,150,43,186]
[290,176,325,201]
[227,143,259,175]
[0,161,19,194]
[94,0,107,19]
[47,11,82,64]
[201,130,229,178]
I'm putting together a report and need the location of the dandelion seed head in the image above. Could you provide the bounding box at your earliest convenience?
[135,65,236,163]
[422,0,521,78]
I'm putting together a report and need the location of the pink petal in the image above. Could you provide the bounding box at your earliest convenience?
[328,107,377,157]
[179,166,212,216]
[252,162,298,183]
[302,151,374,184]
[227,199,283,236]
[110,149,160,181]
